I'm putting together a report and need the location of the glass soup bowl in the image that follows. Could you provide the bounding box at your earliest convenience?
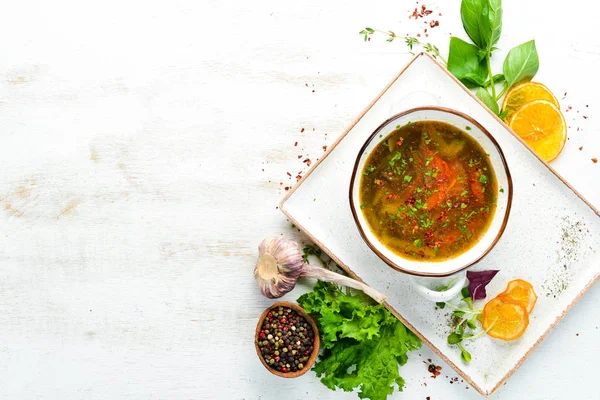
[349,107,513,300]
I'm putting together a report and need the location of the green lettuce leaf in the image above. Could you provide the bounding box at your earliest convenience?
[297,281,421,400]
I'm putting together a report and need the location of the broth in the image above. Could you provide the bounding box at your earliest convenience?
[359,121,498,261]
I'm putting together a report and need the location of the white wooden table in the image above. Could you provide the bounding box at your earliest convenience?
[0,1,598,399]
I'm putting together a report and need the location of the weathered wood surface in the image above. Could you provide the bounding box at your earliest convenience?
[0,0,598,399]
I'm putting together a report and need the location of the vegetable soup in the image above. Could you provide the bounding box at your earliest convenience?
[359,121,497,261]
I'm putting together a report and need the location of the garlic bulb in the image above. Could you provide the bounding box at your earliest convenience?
[254,237,386,303]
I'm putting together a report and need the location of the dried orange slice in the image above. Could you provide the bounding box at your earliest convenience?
[502,82,560,123]
[508,99,567,162]
[498,279,537,313]
[482,297,529,341]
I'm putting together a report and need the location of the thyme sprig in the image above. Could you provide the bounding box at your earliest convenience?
[359,27,447,66]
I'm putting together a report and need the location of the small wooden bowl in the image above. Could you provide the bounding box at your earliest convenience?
[254,301,320,378]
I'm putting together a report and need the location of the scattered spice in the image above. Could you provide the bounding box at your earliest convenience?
[542,217,592,297]
[294,141,298,146]
[300,128,305,133]
[284,186,290,191]
[579,147,583,151]
[583,116,588,119]
[256,305,315,373]
[427,362,442,378]
[592,158,598,164]
[322,145,327,152]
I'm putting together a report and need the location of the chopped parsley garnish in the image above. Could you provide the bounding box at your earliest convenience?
[363,165,376,175]
[389,152,402,166]
[360,204,366,209]
[465,126,472,130]
[499,188,504,193]
[404,175,412,183]
[416,187,423,193]
[413,239,423,248]
[461,190,469,197]
[425,156,433,166]
[460,203,467,209]
[479,175,488,184]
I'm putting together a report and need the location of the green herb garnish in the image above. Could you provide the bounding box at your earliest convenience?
[360,0,540,118]
[298,282,421,400]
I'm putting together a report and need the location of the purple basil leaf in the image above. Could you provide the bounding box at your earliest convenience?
[466,270,499,300]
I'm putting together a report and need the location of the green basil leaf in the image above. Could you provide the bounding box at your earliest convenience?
[484,73,505,87]
[502,40,539,89]
[480,0,502,49]
[476,88,500,115]
[448,37,487,88]
[460,0,485,48]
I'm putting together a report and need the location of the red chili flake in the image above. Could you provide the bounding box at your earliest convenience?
[284,186,290,190]
[261,168,264,172]
[300,128,305,132]
[322,145,327,151]
[286,172,291,177]
[583,116,588,119]
[417,33,421,37]
[386,194,398,200]
[563,92,567,99]
[312,89,315,93]
[579,146,583,151]
[297,155,302,159]
[429,20,440,28]
[397,137,405,146]
[586,105,589,107]
[439,12,442,16]
[424,10,432,15]
[592,158,598,164]
[424,28,428,33]
[577,127,580,131]
[367,37,370,41]
[375,179,383,187]
[280,182,283,185]
[576,333,579,336]
[303,158,312,166]
[296,175,302,181]
[294,141,298,146]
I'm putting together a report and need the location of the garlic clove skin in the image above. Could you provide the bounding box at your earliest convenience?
[254,237,304,298]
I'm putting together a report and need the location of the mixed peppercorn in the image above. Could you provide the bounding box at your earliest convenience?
[257,306,315,373]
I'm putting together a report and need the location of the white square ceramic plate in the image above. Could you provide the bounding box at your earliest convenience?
[280,53,600,397]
